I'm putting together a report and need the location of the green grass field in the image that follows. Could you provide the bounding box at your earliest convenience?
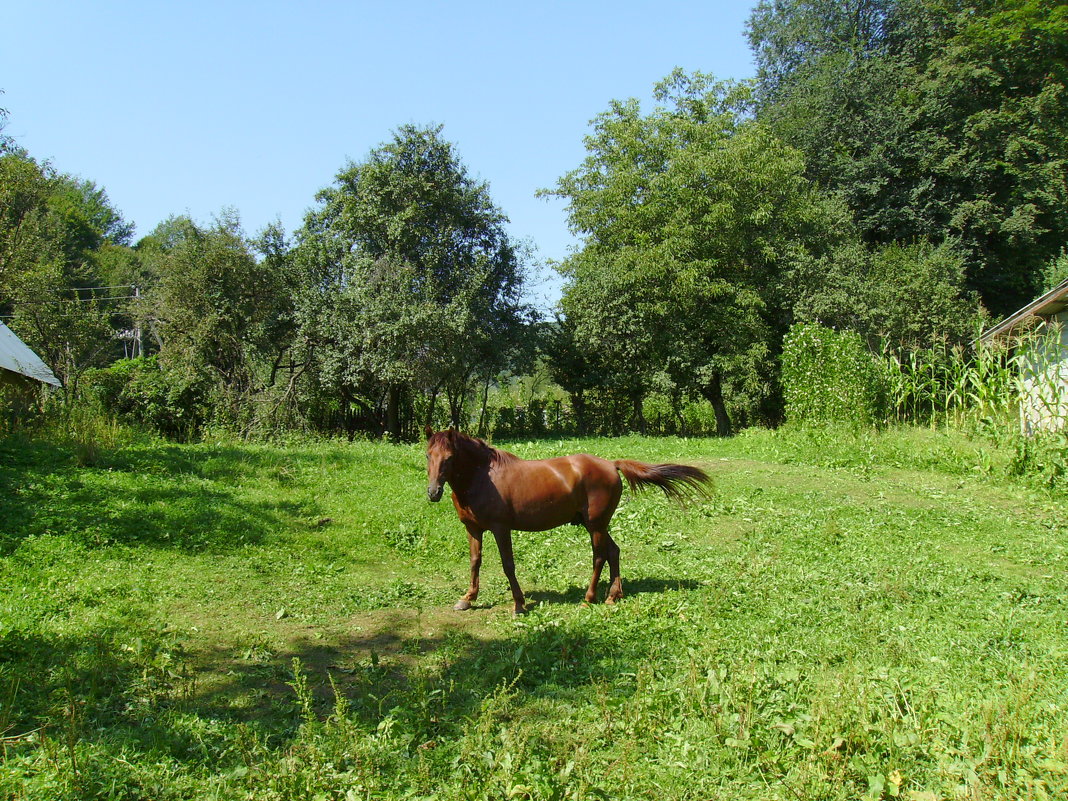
[2,427,1067,800]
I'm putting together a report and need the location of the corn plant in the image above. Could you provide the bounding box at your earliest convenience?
[782,324,887,427]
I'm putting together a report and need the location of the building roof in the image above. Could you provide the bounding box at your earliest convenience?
[980,279,1068,344]
[0,322,61,386]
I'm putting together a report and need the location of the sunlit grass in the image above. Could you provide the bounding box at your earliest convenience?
[1,427,1066,799]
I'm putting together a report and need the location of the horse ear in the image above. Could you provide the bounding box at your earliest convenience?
[423,424,434,440]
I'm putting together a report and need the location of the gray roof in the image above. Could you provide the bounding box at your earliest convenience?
[0,322,61,386]
[980,279,1068,343]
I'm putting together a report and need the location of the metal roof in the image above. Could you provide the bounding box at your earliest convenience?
[0,322,61,386]
[979,279,1068,344]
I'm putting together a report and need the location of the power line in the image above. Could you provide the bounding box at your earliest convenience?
[7,295,138,305]
[65,284,136,291]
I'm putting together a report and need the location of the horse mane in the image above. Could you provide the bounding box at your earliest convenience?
[433,429,517,468]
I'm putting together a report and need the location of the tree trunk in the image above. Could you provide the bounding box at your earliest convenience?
[704,373,732,437]
[476,375,491,438]
[572,391,586,435]
[630,392,646,435]
[446,386,463,428]
[386,384,401,441]
[425,382,441,429]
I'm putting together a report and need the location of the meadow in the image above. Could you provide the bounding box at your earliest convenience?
[1,426,1067,800]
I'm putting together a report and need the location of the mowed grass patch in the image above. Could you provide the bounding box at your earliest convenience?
[1,428,1066,799]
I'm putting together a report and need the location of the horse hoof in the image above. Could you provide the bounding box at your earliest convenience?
[512,605,527,617]
[453,599,472,611]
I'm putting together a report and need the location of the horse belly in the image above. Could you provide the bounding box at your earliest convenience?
[511,498,581,532]
[495,461,579,532]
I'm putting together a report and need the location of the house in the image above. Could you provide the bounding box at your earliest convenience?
[980,279,1068,433]
[0,321,61,392]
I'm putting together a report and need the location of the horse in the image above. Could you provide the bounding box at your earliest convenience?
[424,426,712,615]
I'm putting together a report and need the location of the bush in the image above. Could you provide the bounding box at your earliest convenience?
[782,323,885,427]
[82,356,209,439]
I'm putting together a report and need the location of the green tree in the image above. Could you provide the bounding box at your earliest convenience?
[748,0,1068,315]
[295,124,530,439]
[548,71,852,434]
[1,153,136,391]
[139,213,296,430]
[0,152,55,301]
[789,238,983,349]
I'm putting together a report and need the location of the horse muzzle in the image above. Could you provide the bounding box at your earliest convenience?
[428,484,444,503]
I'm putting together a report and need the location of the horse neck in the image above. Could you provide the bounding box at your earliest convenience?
[448,438,491,495]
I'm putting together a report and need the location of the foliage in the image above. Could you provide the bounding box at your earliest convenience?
[1040,248,1068,292]
[548,70,855,435]
[82,356,210,439]
[294,125,532,439]
[140,213,296,428]
[748,0,1068,316]
[790,239,985,349]
[782,323,886,426]
[0,152,138,392]
[2,427,1067,798]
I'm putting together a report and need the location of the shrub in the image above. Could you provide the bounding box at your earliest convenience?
[82,356,209,439]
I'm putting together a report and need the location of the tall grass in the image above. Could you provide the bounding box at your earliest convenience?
[879,340,1012,431]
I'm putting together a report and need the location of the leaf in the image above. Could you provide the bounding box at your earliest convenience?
[867,773,886,799]
[275,607,288,620]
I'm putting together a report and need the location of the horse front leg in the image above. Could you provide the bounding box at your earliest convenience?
[454,526,484,611]
[492,529,526,615]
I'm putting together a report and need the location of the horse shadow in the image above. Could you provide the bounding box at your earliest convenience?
[527,577,704,607]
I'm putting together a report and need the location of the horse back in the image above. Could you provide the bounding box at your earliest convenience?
[483,453,622,532]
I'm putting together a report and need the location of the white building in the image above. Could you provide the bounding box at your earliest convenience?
[980,279,1068,433]
[0,322,61,391]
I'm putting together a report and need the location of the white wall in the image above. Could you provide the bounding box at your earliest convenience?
[1020,311,1068,433]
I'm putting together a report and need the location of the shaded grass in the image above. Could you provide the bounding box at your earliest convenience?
[1,427,1067,799]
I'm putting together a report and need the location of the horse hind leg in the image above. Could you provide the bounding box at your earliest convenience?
[604,532,622,603]
[585,528,622,604]
[585,480,624,604]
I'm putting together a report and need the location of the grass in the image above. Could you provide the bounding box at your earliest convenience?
[1,426,1067,799]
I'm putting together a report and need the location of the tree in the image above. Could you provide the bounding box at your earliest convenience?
[789,238,984,349]
[747,0,898,108]
[294,124,530,439]
[0,152,55,301]
[748,0,1068,316]
[139,213,296,429]
[1,153,137,391]
[547,71,853,433]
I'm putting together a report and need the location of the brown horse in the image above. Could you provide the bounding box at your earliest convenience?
[424,427,711,615]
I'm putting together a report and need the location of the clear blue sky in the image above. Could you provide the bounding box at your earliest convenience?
[1,1,757,308]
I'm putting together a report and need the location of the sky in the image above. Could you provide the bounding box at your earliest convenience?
[1,1,757,308]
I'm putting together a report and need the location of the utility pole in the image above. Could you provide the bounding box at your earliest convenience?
[133,286,143,358]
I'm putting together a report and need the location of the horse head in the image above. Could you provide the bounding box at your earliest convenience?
[425,427,459,502]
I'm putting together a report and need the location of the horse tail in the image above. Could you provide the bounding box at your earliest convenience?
[613,460,712,503]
